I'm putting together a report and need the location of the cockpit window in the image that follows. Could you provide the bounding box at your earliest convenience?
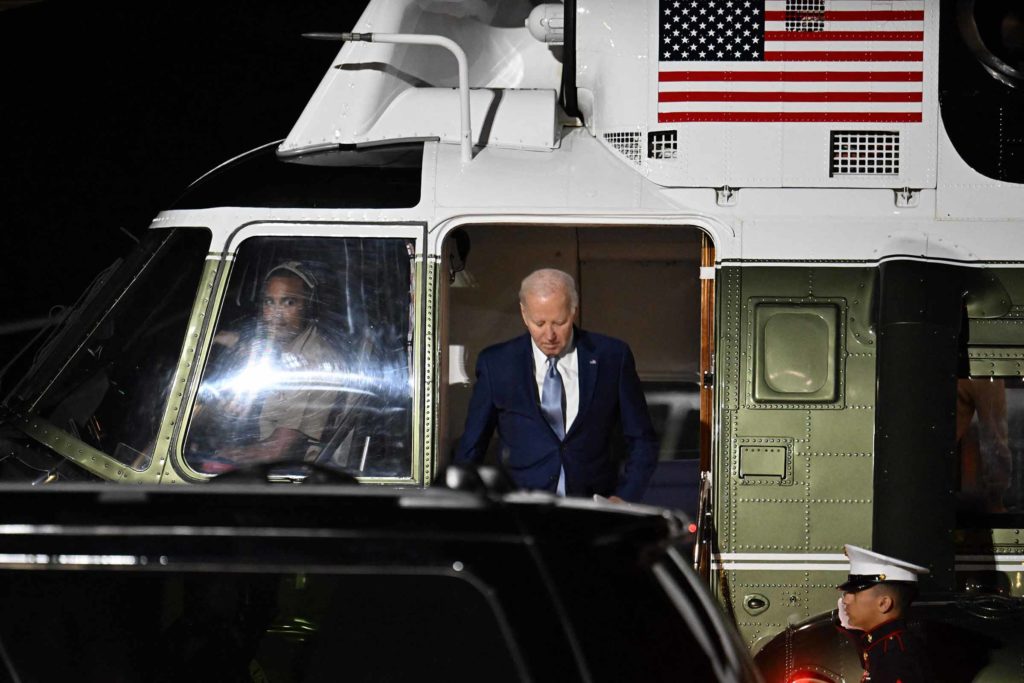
[23,228,211,471]
[172,142,424,210]
[184,236,415,479]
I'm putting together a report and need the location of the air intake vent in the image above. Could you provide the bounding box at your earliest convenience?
[786,0,825,32]
[648,130,678,160]
[830,131,901,176]
[603,131,642,165]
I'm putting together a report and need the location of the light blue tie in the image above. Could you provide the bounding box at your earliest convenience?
[541,356,566,495]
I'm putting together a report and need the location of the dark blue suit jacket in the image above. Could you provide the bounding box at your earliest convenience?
[454,328,658,502]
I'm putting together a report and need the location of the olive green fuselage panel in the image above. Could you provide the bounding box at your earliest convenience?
[714,265,877,647]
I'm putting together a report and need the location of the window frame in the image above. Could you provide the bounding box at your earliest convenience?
[169,222,428,485]
[432,218,715,490]
[5,227,214,483]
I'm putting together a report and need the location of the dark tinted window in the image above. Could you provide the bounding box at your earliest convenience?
[940,0,1024,183]
[0,570,521,683]
[559,559,716,681]
[29,228,210,470]
[173,143,423,209]
[536,518,720,681]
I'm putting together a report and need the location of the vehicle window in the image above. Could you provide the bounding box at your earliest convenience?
[0,570,521,682]
[540,538,720,682]
[184,236,415,478]
[30,229,210,471]
[956,377,1023,515]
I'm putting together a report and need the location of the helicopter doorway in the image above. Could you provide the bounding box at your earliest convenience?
[440,224,710,513]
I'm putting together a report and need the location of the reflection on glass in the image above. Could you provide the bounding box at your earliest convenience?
[31,229,211,471]
[185,237,414,478]
[957,378,1017,514]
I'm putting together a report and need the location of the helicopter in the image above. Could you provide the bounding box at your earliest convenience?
[2,0,1024,680]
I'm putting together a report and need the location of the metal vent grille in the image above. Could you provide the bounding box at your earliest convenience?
[830,131,900,176]
[648,130,678,160]
[603,131,642,165]
[786,0,824,32]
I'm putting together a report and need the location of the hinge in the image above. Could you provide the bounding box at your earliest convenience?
[894,187,919,208]
[715,185,738,207]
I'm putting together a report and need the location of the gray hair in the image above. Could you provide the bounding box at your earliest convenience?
[519,268,578,310]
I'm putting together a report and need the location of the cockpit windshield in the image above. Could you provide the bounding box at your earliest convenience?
[0,226,418,485]
[1,228,210,478]
[183,236,415,479]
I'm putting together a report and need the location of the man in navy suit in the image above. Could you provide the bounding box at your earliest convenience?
[454,268,657,502]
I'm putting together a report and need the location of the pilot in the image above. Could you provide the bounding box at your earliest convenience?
[836,544,930,683]
[193,261,346,472]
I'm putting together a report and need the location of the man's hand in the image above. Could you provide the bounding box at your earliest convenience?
[212,329,241,348]
[592,495,627,504]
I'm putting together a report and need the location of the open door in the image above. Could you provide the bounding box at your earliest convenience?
[695,234,715,581]
[440,223,708,513]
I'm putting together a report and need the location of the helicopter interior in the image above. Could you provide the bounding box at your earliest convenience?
[439,224,706,510]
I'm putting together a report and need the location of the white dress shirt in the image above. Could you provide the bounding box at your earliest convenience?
[531,334,579,434]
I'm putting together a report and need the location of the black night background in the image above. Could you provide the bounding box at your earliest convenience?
[0,0,364,381]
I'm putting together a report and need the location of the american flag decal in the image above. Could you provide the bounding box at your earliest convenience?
[658,0,925,123]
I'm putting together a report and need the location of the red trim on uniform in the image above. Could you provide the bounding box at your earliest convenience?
[862,629,908,653]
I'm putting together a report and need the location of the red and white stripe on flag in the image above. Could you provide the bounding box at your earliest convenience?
[657,0,925,123]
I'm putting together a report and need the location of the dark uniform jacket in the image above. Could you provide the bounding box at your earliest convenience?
[848,618,927,683]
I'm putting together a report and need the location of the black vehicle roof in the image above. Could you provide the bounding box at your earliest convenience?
[0,484,725,683]
[0,482,678,525]
[0,483,687,566]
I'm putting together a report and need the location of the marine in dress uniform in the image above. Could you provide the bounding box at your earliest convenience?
[835,545,930,683]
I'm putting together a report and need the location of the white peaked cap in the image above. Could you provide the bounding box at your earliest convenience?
[838,544,930,591]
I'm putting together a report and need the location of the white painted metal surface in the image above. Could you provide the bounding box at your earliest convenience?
[343,87,558,152]
[348,32,475,162]
[525,3,565,45]
[576,0,939,190]
[158,0,1024,267]
[157,131,1022,266]
[280,0,563,156]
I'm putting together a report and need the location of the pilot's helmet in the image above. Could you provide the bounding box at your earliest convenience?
[837,544,929,593]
